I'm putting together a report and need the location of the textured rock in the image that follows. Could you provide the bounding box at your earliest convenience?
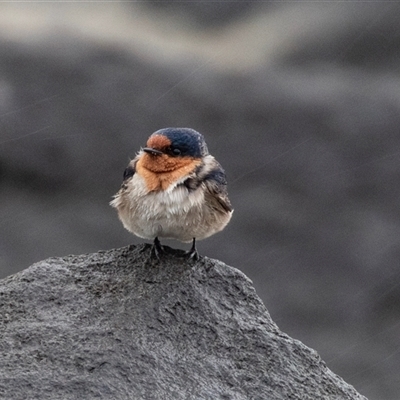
[0,245,366,400]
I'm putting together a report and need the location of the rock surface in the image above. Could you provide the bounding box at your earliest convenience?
[0,245,367,400]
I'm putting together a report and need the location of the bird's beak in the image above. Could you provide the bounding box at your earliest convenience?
[143,147,163,156]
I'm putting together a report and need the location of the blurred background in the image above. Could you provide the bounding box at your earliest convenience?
[1,2,400,398]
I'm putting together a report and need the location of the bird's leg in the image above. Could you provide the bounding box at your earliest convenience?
[151,237,163,259]
[186,238,199,260]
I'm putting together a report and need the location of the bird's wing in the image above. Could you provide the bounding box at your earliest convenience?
[122,161,136,182]
[203,163,233,214]
[113,157,138,197]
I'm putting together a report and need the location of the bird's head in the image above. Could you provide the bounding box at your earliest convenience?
[143,128,208,158]
[140,128,208,173]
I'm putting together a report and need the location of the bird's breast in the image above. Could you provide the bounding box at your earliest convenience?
[136,154,201,191]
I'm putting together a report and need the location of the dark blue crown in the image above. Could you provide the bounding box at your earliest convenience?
[152,128,209,158]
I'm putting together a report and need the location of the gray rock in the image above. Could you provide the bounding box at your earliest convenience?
[0,245,367,400]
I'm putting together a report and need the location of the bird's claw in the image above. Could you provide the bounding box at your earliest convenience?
[150,237,164,260]
[185,238,199,261]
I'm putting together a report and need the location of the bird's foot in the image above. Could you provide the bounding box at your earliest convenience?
[184,238,199,261]
[150,237,164,260]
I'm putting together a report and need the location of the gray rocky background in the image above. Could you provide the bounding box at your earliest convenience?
[0,245,367,400]
[0,2,399,399]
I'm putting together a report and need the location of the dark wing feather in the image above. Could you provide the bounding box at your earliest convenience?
[123,163,135,181]
[110,158,138,207]
[119,159,137,191]
[179,157,232,213]
[203,165,233,213]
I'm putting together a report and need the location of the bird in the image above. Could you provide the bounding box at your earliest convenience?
[110,127,233,259]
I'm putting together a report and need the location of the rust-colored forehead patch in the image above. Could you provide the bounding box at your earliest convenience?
[146,134,171,149]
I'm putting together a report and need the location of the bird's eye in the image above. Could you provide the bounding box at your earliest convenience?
[171,148,181,156]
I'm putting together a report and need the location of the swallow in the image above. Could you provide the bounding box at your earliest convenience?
[110,127,233,259]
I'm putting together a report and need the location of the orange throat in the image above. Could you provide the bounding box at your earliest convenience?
[136,153,201,191]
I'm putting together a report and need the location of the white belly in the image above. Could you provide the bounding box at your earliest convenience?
[113,174,231,242]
